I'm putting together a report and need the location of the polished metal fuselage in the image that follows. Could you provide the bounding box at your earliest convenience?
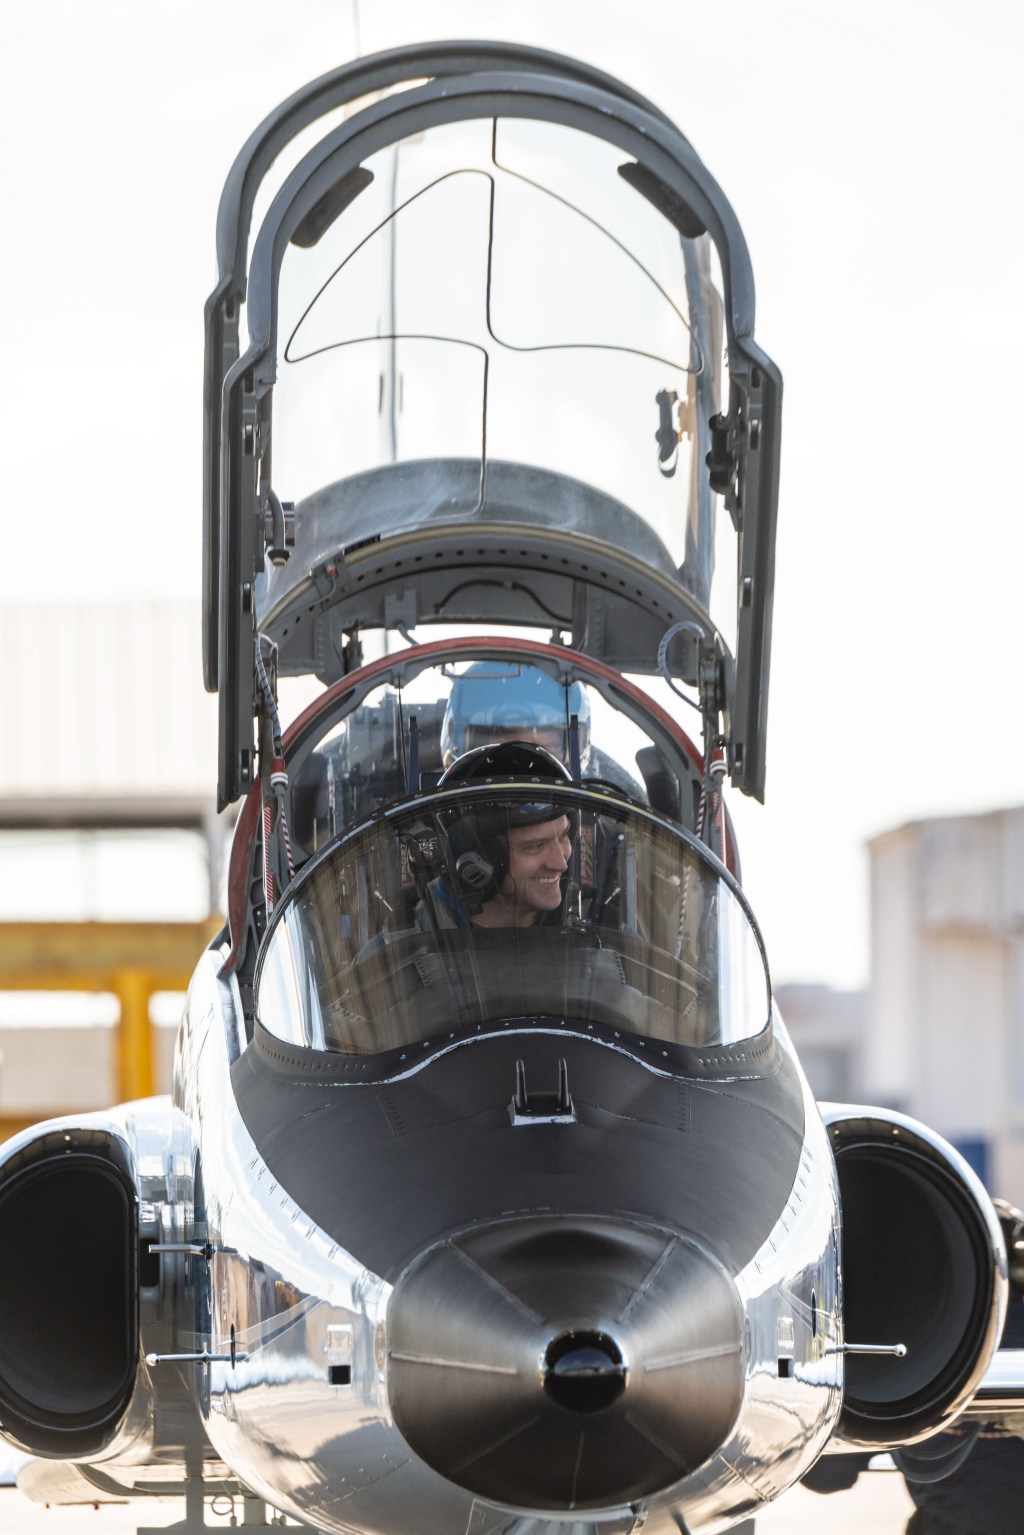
[160,947,844,1535]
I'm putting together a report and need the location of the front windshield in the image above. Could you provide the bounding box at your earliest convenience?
[256,788,768,1059]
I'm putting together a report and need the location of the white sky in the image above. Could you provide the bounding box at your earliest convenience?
[1,0,1021,990]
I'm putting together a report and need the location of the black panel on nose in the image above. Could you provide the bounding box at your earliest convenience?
[235,1025,804,1287]
[387,1215,744,1511]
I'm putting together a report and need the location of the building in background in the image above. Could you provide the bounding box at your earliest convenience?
[780,809,1024,1206]
[1,601,216,794]
[775,983,865,1103]
[0,601,224,1130]
[866,808,1024,1204]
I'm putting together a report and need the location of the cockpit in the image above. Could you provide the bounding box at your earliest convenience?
[206,45,783,1041]
[255,783,768,1064]
[284,645,711,857]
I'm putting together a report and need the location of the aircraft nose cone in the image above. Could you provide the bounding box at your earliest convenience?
[386,1217,744,1510]
[543,1330,627,1413]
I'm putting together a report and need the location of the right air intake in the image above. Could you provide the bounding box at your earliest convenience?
[822,1104,1007,1448]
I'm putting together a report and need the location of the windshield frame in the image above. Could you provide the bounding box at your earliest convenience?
[252,781,772,1076]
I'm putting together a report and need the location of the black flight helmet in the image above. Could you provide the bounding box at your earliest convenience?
[436,742,578,909]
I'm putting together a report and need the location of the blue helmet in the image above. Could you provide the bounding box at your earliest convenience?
[440,663,591,768]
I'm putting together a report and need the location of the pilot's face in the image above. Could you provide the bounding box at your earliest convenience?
[502,816,572,917]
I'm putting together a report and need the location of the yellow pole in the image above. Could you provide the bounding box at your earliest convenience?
[113,968,155,1102]
[0,919,221,1110]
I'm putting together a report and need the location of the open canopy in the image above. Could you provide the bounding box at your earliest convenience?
[205,44,781,807]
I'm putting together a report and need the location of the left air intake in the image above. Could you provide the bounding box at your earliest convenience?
[0,1129,139,1458]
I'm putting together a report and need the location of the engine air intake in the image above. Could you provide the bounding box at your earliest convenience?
[0,1131,139,1457]
[823,1106,1006,1447]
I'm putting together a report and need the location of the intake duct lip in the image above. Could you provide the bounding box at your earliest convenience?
[0,1141,139,1458]
[823,1104,1007,1448]
[386,1214,744,1510]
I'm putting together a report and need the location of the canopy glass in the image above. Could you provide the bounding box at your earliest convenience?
[256,787,768,1059]
[266,116,722,607]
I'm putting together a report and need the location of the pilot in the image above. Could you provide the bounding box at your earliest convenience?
[440,663,590,768]
[419,741,578,931]
[439,661,644,801]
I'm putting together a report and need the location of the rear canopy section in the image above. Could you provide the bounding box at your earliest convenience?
[204,43,781,809]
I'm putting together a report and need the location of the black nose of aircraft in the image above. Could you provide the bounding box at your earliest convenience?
[386,1216,744,1510]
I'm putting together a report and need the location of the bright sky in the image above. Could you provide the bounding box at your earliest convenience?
[1,0,1021,989]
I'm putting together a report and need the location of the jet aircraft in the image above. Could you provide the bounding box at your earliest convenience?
[2,41,1022,1535]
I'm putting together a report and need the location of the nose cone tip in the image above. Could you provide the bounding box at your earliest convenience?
[387,1217,744,1510]
[543,1330,627,1413]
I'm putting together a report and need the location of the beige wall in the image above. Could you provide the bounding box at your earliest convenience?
[868,807,1024,1204]
[0,1023,177,1115]
[0,602,216,801]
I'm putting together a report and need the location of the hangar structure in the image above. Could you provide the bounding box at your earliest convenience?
[0,601,222,1133]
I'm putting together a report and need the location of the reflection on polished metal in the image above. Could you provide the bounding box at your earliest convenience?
[145,1351,248,1366]
[544,1330,627,1412]
[149,1242,211,1257]
[387,1216,744,1509]
[969,1347,1024,1416]
[189,995,845,1535]
[825,1342,907,1357]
